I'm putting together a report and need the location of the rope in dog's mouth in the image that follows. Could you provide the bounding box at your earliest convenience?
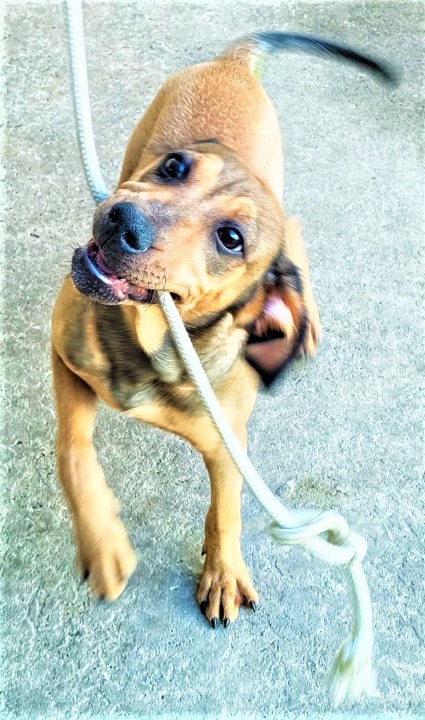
[82,240,155,302]
[79,239,181,304]
[64,0,397,705]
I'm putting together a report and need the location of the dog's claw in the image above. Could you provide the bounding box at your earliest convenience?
[224,618,231,628]
[81,569,89,583]
[210,617,218,629]
[250,601,258,612]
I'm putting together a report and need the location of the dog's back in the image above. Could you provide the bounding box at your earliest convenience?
[118,50,283,200]
[118,32,396,202]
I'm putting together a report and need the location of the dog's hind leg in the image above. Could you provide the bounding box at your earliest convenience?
[52,349,137,600]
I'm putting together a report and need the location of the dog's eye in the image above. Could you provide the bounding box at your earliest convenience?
[157,153,191,181]
[216,227,244,254]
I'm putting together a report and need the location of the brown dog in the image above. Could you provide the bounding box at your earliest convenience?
[52,33,394,626]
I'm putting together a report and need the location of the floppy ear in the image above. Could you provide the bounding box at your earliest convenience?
[245,258,307,387]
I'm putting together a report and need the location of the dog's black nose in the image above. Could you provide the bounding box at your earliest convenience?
[99,202,153,253]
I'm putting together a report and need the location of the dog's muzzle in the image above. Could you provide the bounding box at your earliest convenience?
[98,202,154,254]
[71,203,158,304]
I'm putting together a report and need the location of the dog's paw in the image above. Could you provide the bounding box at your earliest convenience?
[197,548,259,626]
[76,514,137,600]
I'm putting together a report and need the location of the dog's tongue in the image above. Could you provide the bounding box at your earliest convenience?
[84,240,151,301]
[96,252,131,299]
[95,250,117,278]
[110,277,130,300]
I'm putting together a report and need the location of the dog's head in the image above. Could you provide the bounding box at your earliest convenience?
[72,141,306,384]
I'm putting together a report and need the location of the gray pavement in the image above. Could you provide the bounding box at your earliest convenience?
[1,1,424,718]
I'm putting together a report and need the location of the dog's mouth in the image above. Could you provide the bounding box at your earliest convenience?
[72,240,180,305]
[83,240,155,302]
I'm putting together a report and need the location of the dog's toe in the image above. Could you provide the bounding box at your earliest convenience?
[76,515,137,601]
[197,550,259,625]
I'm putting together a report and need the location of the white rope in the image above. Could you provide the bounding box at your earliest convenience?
[64,1,109,204]
[64,0,375,705]
[157,293,375,705]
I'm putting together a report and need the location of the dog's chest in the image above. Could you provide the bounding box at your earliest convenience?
[65,304,245,414]
[64,305,163,411]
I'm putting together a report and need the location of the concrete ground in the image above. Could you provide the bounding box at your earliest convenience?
[1,1,423,718]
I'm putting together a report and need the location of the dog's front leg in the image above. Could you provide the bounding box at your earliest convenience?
[52,349,137,599]
[197,427,259,626]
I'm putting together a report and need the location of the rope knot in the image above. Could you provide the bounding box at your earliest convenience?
[268,509,367,567]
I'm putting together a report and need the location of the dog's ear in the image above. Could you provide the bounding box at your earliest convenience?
[244,257,307,387]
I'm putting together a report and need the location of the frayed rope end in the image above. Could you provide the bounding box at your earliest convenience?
[328,635,375,707]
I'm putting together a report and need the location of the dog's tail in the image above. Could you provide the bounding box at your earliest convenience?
[220,32,398,85]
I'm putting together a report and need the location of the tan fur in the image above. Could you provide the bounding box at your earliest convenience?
[123,304,169,356]
[52,44,321,623]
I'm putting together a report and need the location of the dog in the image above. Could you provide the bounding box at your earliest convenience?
[52,32,394,626]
